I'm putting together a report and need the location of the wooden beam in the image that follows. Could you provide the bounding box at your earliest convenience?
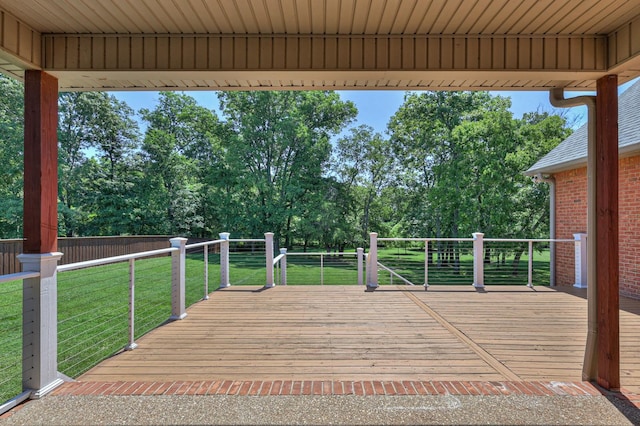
[595,74,620,390]
[23,70,58,254]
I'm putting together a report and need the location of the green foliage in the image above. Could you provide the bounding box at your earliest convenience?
[388,92,570,240]
[0,76,24,238]
[0,78,568,245]
[218,91,357,245]
[139,92,226,236]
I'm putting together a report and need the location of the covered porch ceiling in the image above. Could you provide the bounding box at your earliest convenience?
[1,0,640,91]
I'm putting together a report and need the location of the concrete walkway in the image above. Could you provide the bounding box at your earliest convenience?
[2,380,639,425]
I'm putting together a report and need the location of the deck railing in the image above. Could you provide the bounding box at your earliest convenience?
[0,231,580,412]
[276,249,365,286]
[367,233,575,290]
[0,234,268,414]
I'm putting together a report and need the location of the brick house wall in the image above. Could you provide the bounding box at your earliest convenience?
[554,167,587,287]
[553,155,640,298]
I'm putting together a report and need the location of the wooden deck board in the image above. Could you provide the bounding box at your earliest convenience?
[80,285,640,393]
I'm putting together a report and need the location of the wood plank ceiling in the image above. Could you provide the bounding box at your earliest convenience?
[1,0,640,91]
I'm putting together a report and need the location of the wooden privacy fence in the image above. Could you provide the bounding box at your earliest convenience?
[0,236,211,275]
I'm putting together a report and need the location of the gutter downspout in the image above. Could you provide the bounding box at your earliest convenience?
[536,173,556,287]
[549,88,597,382]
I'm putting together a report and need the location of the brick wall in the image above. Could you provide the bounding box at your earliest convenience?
[554,167,587,287]
[619,156,640,298]
[553,155,640,298]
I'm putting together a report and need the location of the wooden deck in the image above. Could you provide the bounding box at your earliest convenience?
[80,285,640,393]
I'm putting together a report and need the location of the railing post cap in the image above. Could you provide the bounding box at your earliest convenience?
[17,252,64,263]
[280,248,287,254]
[265,232,274,237]
[357,247,364,252]
[573,233,587,240]
[473,232,485,238]
[219,232,230,240]
[170,237,188,247]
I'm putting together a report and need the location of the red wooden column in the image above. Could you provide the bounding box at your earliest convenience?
[23,70,58,254]
[595,74,620,390]
[19,70,64,397]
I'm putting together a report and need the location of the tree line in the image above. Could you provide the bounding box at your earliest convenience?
[0,75,571,250]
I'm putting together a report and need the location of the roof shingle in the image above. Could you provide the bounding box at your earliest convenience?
[526,78,640,175]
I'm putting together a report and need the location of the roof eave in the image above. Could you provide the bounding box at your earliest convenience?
[524,143,640,176]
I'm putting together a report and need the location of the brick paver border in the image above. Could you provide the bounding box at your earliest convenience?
[49,379,639,407]
[3,380,638,420]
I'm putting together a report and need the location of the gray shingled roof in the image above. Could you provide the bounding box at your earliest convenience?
[526,78,640,175]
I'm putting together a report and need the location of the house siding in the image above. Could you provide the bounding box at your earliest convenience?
[554,155,640,298]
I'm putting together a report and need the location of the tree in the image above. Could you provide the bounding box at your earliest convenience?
[0,76,24,238]
[139,92,225,236]
[218,91,357,246]
[335,125,395,244]
[58,92,141,236]
[388,91,571,271]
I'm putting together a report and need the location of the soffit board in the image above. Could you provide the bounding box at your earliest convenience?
[2,1,640,90]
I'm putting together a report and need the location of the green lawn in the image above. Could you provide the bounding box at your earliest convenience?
[0,246,551,404]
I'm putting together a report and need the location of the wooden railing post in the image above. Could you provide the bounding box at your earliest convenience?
[357,247,364,285]
[265,233,275,288]
[219,232,231,288]
[17,252,64,398]
[170,237,187,320]
[472,232,485,288]
[367,233,379,290]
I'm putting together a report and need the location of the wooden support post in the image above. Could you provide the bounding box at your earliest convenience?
[595,74,620,390]
[23,70,58,253]
[20,70,64,398]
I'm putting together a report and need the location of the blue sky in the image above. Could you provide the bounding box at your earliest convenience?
[111,77,639,136]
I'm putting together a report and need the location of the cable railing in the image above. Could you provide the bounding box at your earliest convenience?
[282,251,364,285]
[228,239,267,285]
[375,237,474,286]
[0,230,583,412]
[370,234,575,288]
[482,238,572,287]
[0,272,39,413]
[56,246,178,377]
[185,239,224,302]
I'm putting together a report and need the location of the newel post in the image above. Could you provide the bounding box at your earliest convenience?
[170,237,188,320]
[265,233,275,288]
[573,233,588,288]
[472,233,485,288]
[219,232,231,288]
[357,248,364,285]
[18,253,64,398]
[367,233,379,290]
